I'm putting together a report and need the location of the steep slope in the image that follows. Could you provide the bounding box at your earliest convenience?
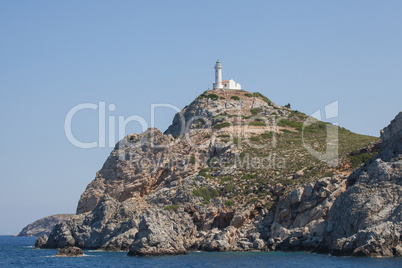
[38,89,390,256]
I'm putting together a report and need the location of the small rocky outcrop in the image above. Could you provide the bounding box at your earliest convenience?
[55,246,84,257]
[18,214,73,237]
[35,234,48,248]
[44,195,143,250]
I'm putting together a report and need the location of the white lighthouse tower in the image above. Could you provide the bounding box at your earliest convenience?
[213,60,223,89]
[213,60,242,90]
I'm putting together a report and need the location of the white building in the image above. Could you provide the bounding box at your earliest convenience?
[222,79,241,90]
[213,60,241,90]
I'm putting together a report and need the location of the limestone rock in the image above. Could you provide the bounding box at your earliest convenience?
[316,112,402,257]
[41,195,141,250]
[128,209,196,256]
[263,176,346,251]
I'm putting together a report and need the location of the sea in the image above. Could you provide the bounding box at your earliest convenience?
[0,236,401,268]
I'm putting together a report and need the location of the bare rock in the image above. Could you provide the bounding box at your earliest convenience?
[35,234,48,248]
[266,176,346,251]
[199,226,240,252]
[18,214,73,237]
[128,209,195,256]
[55,246,84,257]
[317,112,402,257]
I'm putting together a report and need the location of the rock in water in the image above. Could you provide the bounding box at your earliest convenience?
[55,246,84,257]
[18,214,73,237]
[35,234,48,248]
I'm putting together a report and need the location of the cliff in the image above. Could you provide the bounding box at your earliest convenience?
[36,89,401,257]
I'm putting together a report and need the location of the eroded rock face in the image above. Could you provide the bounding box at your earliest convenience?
[317,112,402,257]
[260,176,347,251]
[45,195,143,250]
[128,208,196,256]
[320,159,402,256]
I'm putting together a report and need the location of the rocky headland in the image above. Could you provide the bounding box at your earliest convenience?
[18,214,73,237]
[34,89,401,257]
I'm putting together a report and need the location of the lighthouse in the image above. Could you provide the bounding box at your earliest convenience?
[213,60,223,89]
[213,60,241,90]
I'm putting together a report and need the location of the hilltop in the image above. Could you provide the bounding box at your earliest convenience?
[34,89,401,257]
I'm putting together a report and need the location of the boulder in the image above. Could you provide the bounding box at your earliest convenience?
[35,234,48,248]
[55,246,84,257]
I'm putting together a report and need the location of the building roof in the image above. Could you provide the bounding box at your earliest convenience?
[222,80,229,84]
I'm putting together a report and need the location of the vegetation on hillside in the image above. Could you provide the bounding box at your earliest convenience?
[190,90,378,208]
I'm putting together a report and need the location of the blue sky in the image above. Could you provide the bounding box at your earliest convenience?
[0,0,401,234]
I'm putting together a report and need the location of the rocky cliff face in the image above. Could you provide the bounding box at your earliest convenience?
[18,214,73,237]
[37,89,400,257]
[316,112,402,257]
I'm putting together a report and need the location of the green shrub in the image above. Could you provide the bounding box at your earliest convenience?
[244,93,253,97]
[302,121,327,133]
[206,94,219,100]
[225,200,234,207]
[204,134,212,139]
[197,91,208,99]
[220,184,235,196]
[200,93,219,100]
[218,134,230,138]
[348,151,378,169]
[250,108,262,115]
[253,92,272,105]
[221,176,233,183]
[193,188,220,202]
[277,119,303,131]
[213,113,227,119]
[265,201,274,210]
[261,131,274,139]
[199,168,212,178]
[247,197,259,204]
[164,204,180,212]
[241,173,257,180]
[213,122,232,129]
[190,155,196,165]
[233,137,240,145]
[249,121,266,126]
[231,96,240,100]
[249,136,261,143]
